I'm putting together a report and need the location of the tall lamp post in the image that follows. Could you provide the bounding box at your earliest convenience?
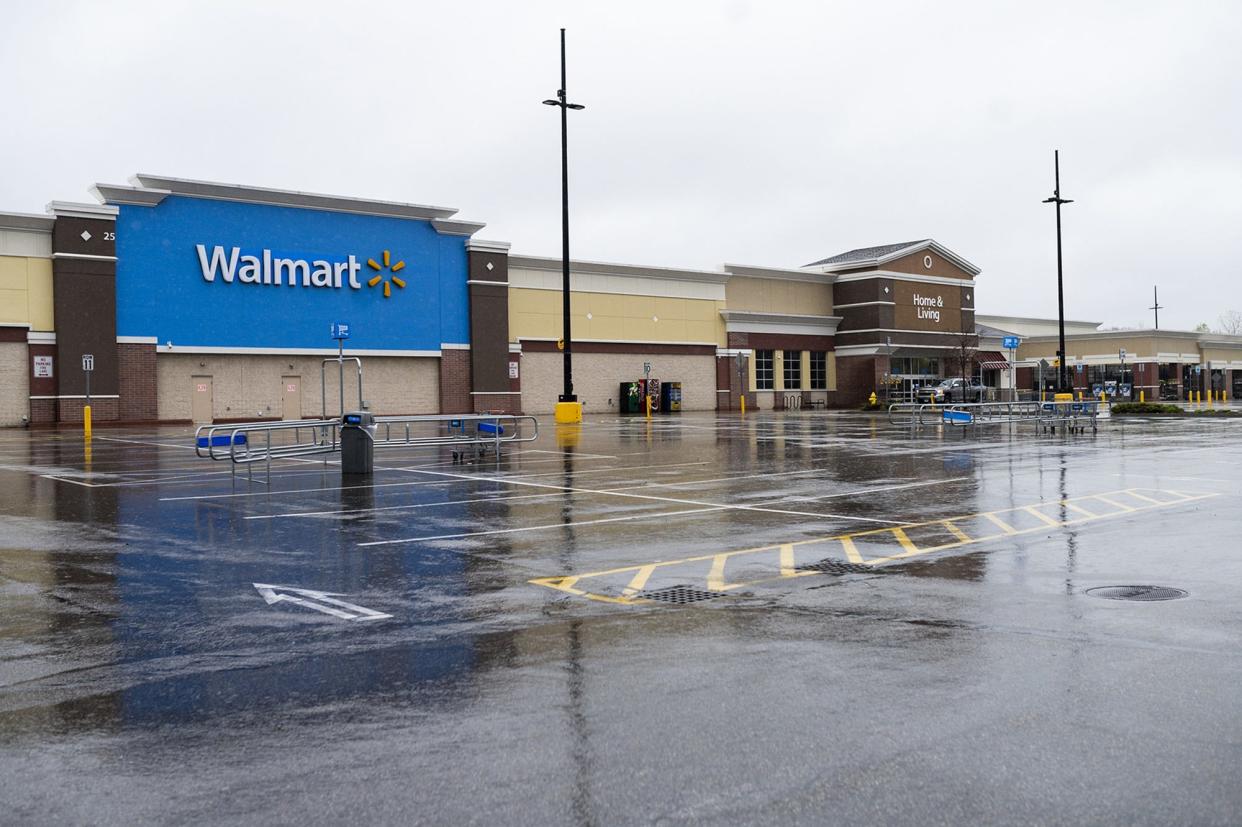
[543,28,586,423]
[1042,150,1074,394]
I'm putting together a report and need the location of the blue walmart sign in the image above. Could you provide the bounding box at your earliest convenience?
[115,195,468,351]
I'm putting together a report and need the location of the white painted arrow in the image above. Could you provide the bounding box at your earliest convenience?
[253,583,393,622]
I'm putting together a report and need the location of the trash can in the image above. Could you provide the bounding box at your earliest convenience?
[340,410,375,474]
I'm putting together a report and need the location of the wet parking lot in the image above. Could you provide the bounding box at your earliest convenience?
[2,411,1241,825]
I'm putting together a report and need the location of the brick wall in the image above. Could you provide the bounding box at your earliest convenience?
[439,348,472,414]
[57,397,119,423]
[832,355,881,407]
[118,343,158,422]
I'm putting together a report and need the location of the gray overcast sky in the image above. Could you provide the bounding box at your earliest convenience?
[3,1,1240,330]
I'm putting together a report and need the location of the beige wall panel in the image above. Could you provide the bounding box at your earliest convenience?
[0,256,27,290]
[0,257,54,330]
[0,343,29,426]
[509,288,723,345]
[885,251,974,280]
[725,277,834,315]
[0,289,28,325]
[156,354,439,421]
[1200,346,1242,363]
[1020,335,1201,362]
[25,258,53,331]
[521,352,716,414]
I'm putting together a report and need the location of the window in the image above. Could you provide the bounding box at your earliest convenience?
[810,351,827,390]
[754,349,774,390]
[783,350,802,390]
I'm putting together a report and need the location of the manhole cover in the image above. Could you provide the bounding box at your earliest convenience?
[796,559,879,575]
[637,585,728,605]
[1085,585,1188,601]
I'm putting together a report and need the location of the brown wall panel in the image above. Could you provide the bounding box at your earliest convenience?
[884,250,974,280]
[469,284,510,392]
[53,272,118,396]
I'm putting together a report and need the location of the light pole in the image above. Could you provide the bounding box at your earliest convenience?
[1043,150,1073,394]
[543,28,586,422]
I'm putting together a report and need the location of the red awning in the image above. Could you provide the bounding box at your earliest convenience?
[977,351,1010,369]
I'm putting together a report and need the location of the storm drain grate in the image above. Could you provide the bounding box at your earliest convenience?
[637,585,729,605]
[797,559,880,576]
[1085,585,1188,602]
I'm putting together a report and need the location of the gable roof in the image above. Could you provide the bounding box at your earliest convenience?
[804,240,930,268]
[804,238,981,276]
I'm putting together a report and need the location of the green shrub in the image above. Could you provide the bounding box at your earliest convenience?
[1111,402,1183,415]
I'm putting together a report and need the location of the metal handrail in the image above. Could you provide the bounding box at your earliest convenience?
[888,400,1102,429]
[373,413,540,451]
[195,418,340,464]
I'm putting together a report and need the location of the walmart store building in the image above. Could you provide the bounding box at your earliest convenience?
[0,175,985,426]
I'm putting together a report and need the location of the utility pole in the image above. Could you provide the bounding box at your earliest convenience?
[543,29,586,422]
[1042,150,1074,394]
[1149,286,1163,330]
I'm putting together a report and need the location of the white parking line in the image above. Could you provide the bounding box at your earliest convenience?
[358,506,726,546]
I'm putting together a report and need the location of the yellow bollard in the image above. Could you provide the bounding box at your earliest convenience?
[1208,390,1214,407]
[1139,389,1145,403]
[740,395,746,415]
[646,394,652,420]
[83,404,92,440]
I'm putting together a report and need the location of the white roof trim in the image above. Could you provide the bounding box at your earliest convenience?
[720,310,842,336]
[431,217,485,237]
[723,263,836,285]
[90,184,171,207]
[467,239,511,254]
[0,211,55,232]
[510,254,732,285]
[810,240,982,277]
[111,174,462,221]
[832,271,976,288]
[45,201,119,220]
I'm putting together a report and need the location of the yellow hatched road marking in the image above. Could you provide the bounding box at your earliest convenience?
[779,543,796,577]
[528,488,1218,605]
[1023,505,1063,527]
[982,512,1019,534]
[942,520,972,542]
[840,536,864,564]
[891,527,919,554]
[1091,494,1136,512]
[621,564,657,597]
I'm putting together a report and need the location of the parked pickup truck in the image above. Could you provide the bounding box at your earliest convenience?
[916,378,987,404]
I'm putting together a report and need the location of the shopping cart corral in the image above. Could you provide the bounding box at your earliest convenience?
[195,411,539,481]
[888,400,1102,434]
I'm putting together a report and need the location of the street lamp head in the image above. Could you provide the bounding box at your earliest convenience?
[542,99,560,106]
[1042,197,1057,203]
[566,103,585,110]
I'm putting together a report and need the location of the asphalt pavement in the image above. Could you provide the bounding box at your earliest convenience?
[1,411,1240,825]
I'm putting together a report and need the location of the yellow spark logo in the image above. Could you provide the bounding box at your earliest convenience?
[366,250,406,298]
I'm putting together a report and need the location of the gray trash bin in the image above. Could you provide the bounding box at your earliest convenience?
[340,411,375,474]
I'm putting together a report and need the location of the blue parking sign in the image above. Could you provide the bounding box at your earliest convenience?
[1002,335,1020,350]
[330,322,351,340]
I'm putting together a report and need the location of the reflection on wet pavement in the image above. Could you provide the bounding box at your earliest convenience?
[2,412,1241,823]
